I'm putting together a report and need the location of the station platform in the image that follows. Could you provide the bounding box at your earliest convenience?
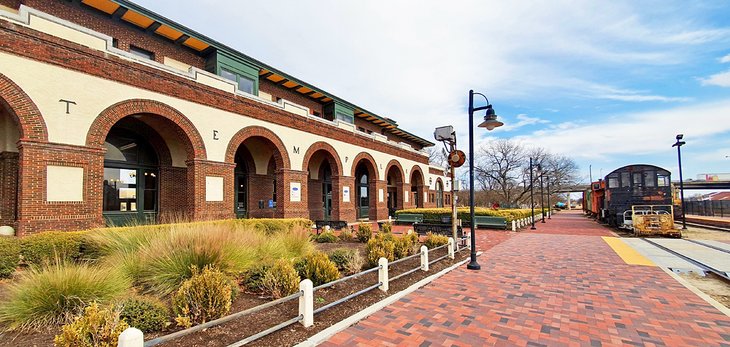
[322,211,730,346]
[686,214,730,228]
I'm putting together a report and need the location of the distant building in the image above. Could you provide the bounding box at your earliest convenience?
[0,0,450,234]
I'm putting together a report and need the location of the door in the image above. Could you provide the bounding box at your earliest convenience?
[235,172,248,218]
[322,181,332,220]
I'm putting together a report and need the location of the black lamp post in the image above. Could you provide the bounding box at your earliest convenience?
[538,165,545,223]
[530,157,536,230]
[546,176,551,219]
[467,89,503,271]
[672,134,687,230]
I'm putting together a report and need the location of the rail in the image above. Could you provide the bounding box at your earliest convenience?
[641,238,730,282]
[685,239,730,255]
[143,291,303,346]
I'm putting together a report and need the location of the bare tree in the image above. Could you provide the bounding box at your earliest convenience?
[426,146,448,168]
[467,139,580,207]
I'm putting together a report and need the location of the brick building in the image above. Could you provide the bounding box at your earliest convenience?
[0,0,452,235]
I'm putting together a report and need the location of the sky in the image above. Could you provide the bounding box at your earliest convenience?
[134,0,730,184]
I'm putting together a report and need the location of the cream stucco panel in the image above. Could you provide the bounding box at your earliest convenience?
[205,176,224,202]
[46,165,84,202]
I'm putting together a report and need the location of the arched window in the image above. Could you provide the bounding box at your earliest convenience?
[356,164,370,219]
[103,127,159,224]
[436,181,444,208]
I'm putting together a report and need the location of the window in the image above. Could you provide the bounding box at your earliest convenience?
[644,171,656,187]
[621,172,630,187]
[129,45,154,60]
[657,174,670,187]
[607,174,619,188]
[336,111,354,124]
[220,68,255,95]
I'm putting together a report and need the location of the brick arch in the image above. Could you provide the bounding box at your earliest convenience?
[350,152,379,181]
[86,99,206,160]
[410,165,425,185]
[385,159,405,184]
[0,73,48,141]
[225,126,290,169]
[301,141,342,176]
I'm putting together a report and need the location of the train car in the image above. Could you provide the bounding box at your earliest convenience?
[601,164,679,237]
[583,180,605,218]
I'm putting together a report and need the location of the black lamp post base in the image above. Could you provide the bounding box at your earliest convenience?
[467,260,481,270]
[531,226,536,230]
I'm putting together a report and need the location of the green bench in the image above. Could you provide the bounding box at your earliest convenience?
[471,216,507,230]
[395,213,424,225]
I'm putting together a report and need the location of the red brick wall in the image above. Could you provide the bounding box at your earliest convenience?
[259,79,324,117]
[17,0,206,69]
[0,151,18,229]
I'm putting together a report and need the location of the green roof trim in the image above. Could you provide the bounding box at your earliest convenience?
[110,0,434,147]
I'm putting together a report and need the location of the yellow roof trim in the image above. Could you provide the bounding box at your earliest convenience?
[81,0,120,15]
[183,37,209,51]
[155,25,184,41]
[267,74,286,82]
[297,86,312,94]
[321,98,333,102]
[121,10,155,29]
[282,81,299,88]
[310,92,324,99]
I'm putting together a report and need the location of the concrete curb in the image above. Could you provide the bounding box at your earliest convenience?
[294,251,481,347]
[659,266,730,317]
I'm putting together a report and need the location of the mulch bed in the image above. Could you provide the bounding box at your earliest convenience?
[0,233,511,347]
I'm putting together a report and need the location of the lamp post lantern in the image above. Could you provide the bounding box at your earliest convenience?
[467,90,503,271]
[672,134,687,230]
[530,157,536,230]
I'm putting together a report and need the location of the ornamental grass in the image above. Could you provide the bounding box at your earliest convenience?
[0,260,130,330]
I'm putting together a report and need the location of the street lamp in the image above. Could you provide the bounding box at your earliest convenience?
[538,165,545,223]
[672,134,687,230]
[530,157,536,230]
[546,176,551,219]
[467,89,503,271]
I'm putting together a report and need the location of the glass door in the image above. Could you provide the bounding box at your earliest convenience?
[235,172,248,218]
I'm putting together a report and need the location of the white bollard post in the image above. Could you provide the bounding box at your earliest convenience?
[378,257,389,292]
[324,225,331,233]
[447,238,455,259]
[511,220,516,231]
[118,327,143,347]
[420,245,429,271]
[299,279,313,327]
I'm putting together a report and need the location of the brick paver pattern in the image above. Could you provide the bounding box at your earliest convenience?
[323,211,730,346]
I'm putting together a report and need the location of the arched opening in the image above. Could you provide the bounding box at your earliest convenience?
[0,105,20,228]
[306,150,339,221]
[102,117,179,225]
[233,137,285,218]
[411,169,425,208]
[436,179,444,208]
[386,163,404,217]
[355,163,371,219]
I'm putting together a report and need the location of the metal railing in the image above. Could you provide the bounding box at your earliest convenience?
[685,200,730,218]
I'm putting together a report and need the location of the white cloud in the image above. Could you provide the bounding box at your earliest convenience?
[499,114,550,132]
[512,100,730,160]
[700,70,730,87]
[720,54,730,63]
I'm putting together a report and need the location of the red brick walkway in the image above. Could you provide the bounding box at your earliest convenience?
[322,211,730,346]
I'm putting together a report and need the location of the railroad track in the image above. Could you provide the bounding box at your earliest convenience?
[682,221,730,233]
[640,238,730,282]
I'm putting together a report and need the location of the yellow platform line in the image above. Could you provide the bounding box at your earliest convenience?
[602,237,655,266]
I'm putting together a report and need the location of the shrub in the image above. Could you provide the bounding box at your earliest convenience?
[424,232,449,249]
[366,233,395,267]
[0,261,130,330]
[327,248,364,275]
[172,266,233,328]
[356,223,372,243]
[394,233,419,259]
[20,231,85,266]
[240,262,271,294]
[118,296,169,333]
[0,236,20,278]
[232,218,313,234]
[54,302,128,347]
[315,230,338,243]
[338,228,353,242]
[395,208,535,223]
[261,259,300,298]
[380,222,392,234]
[294,252,339,286]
